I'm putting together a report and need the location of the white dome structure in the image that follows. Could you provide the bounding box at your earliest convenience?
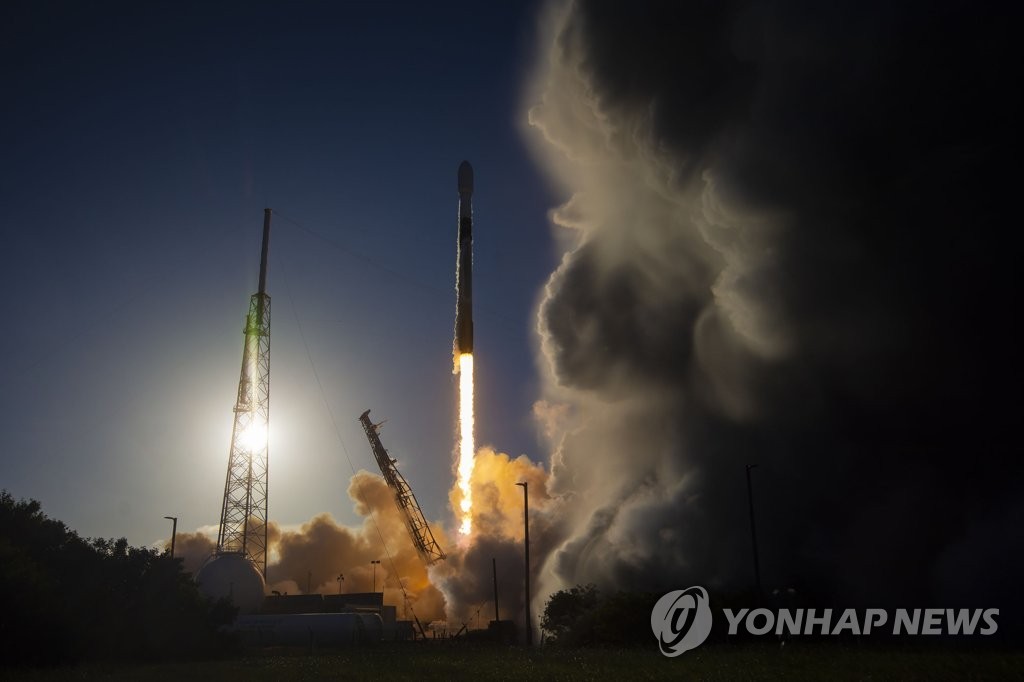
[196,553,266,615]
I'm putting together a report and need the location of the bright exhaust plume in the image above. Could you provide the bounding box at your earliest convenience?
[456,352,475,535]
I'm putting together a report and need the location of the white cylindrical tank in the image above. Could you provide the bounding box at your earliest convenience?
[195,553,266,615]
[231,613,384,646]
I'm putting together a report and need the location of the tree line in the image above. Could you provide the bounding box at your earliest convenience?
[0,490,235,667]
[540,583,661,647]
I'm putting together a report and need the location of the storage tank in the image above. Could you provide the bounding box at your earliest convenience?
[195,553,265,614]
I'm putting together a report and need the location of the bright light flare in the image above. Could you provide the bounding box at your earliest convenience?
[238,417,267,453]
[456,353,475,535]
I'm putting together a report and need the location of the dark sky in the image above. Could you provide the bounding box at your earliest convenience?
[0,1,556,545]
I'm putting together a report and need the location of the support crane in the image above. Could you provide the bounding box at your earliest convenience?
[359,410,447,565]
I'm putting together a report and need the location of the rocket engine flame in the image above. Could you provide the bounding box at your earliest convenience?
[456,352,475,535]
[453,161,476,537]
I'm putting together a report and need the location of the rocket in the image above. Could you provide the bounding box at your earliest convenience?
[455,160,474,357]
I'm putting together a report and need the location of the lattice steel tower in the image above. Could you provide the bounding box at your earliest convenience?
[359,410,446,565]
[215,208,272,578]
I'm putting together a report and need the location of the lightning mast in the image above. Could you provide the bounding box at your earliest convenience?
[359,410,446,565]
[215,208,272,578]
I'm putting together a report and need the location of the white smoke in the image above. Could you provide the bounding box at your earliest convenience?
[520,0,1023,618]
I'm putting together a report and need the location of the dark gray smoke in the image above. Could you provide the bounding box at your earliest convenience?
[526,0,1021,615]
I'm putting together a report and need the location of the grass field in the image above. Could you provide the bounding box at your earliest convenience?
[8,642,1023,681]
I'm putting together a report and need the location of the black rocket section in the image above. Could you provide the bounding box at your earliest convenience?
[455,160,474,356]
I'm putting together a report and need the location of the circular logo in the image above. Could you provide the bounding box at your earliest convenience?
[650,586,713,657]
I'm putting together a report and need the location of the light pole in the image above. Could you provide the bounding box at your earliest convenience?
[163,516,177,559]
[337,573,345,594]
[492,557,500,622]
[371,560,381,592]
[745,464,762,598]
[515,481,532,646]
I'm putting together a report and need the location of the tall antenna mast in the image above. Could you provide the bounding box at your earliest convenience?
[215,208,272,578]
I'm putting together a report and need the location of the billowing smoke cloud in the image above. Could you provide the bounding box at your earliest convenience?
[168,473,448,622]
[266,472,448,621]
[525,0,1021,616]
[171,528,217,576]
[170,456,554,629]
[433,447,558,628]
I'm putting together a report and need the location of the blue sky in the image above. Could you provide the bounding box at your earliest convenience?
[0,1,560,545]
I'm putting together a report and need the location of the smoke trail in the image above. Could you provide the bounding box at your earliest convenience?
[455,353,476,536]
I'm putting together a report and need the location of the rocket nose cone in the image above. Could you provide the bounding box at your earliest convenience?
[458,161,474,194]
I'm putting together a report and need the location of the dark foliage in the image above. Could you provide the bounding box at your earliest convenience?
[541,584,600,645]
[541,584,659,647]
[0,490,236,667]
